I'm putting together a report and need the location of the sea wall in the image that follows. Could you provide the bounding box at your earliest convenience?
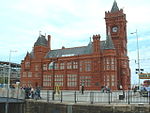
[25,100,150,113]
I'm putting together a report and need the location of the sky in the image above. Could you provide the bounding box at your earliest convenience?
[0,0,150,84]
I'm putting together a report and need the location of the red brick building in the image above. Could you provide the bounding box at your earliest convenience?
[20,1,130,90]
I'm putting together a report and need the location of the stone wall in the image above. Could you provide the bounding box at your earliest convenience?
[0,102,24,113]
[25,100,150,113]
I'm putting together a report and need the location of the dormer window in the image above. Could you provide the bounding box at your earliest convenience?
[25,62,30,68]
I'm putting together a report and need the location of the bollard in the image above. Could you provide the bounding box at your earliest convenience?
[90,92,94,104]
[47,90,49,102]
[128,90,130,104]
[108,92,110,104]
[52,91,55,100]
[60,91,63,103]
[74,91,77,103]
[149,91,150,105]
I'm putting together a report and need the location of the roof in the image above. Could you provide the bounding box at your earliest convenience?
[45,41,106,58]
[104,27,115,49]
[111,0,119,13]
[104,35,115,49]
[34,35,48,47]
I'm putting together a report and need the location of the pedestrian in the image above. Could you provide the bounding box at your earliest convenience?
[101,86,105,93]
[30,87,34,99]
[133,86,137,94]
[107,87,111,93]
[36,87,41,99]
[81,85,84,94]
[79,85,82,93]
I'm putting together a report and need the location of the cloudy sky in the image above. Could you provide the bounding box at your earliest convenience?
[0,0,150,84]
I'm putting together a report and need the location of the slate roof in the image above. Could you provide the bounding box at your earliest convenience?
[104,28,115,49]
[34,35,48,47]
[29,51,34,58]
[45,41,106,58]
[111,0,119,13]
[104,35,115,49]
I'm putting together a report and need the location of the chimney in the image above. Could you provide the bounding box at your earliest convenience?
[48,35,51,50]
[93,34,100,54]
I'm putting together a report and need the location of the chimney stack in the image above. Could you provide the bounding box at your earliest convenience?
[93,34,101,54]
[48,35,51,50]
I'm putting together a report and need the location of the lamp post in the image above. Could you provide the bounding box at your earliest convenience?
[131,30,140,86]
[8,50,17,88]
[5,50,17,113]
[49,61,55,100]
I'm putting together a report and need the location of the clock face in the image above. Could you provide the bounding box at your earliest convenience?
[112,26,118,32]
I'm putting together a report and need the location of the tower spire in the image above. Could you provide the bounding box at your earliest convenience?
[111,0,119,13]
[104,27,115,49]
[39,30,41,37]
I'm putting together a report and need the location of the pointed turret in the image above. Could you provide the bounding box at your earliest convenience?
[34,35,48,47]
[25,51,30,58]
[111,0,119,13]
[33,33,50,59]
[24,51,31,60]
[104,27,115,49]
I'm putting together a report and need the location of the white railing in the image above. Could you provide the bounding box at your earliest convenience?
[0,88,25,100]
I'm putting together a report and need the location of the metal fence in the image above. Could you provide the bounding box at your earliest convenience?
[1,88,150,105]
[40,90,150,104]
[0,88,25,100]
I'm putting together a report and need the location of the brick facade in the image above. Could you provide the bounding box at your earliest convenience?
[20,1,130,90]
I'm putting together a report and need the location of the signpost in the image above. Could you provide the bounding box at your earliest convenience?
[139,73,150,79]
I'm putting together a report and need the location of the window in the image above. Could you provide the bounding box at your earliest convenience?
[54,63,59,69]
[111,75,115,81]
[111,58,114,64]
[43,75,52,86]
[107,82,110,86]
[43,64,47,70]
[22,72,27,77]
[54,75,64,86]
[48,62,58,70]
[111,65,114,70]
[106,65,110,70]
[79,61,83,72]
[107,76,110,81]
[34,73,40,77]
[106,58,109,64]
[67,74,77,87]
[80,76,91,87]
[25,62,30,68]
[35,65,39,71]
[60,62,65,69]
[67,62,72,69]
[111,82,115,86]
[28,72,32,77]
[85,61,91,72]
[28,81,32,87]
[73,61,78,69]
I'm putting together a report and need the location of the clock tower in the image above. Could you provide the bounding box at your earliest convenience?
[105,0,127,56]
[105,1,130,90]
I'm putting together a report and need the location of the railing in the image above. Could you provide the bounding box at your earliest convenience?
[0,88,25,100]
[1,88,149,105]
[39,90,150,104]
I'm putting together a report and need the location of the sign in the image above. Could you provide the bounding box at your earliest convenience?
[139,73,150,79]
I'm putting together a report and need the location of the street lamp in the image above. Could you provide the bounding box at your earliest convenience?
[131,30,140,86]
[8,50,17,88]
[5,50,17,113]
[49,61,55,100]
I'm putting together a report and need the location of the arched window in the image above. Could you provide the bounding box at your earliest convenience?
[48,62,54,70]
